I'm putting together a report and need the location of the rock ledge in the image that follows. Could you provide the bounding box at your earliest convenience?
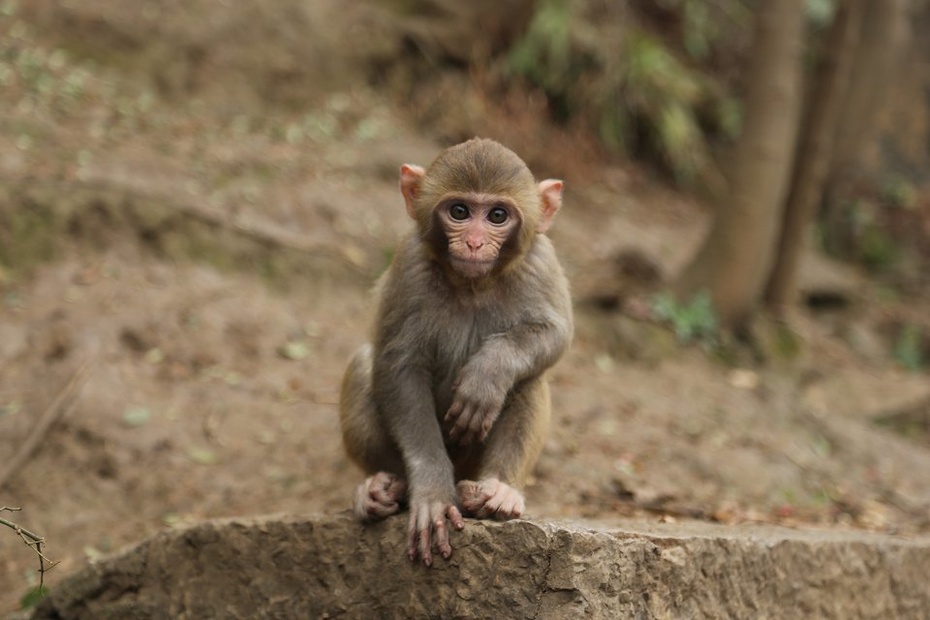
[30,514,930,619]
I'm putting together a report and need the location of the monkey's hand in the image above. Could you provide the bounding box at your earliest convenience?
[406,489,465,567]
[445,366,509,446]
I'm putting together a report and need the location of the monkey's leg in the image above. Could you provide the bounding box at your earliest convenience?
[340,344,408,520]
[457,378,550,520]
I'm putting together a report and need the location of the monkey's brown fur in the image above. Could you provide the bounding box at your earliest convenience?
[339,138,572,565]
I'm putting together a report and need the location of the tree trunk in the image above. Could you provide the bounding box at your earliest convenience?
[674,0,805,329]
[764,0,865,310]
[821,0,910,256]
[830,0,909,174]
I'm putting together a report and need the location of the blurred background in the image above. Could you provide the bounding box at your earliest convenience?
[2,0,930,612]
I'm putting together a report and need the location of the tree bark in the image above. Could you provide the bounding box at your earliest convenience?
[830,0,909,175]
[674,0,805,329]
[821,0,910,256]
[764,0,865,310]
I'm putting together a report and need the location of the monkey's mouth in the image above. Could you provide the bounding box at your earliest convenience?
[450,256,495,277]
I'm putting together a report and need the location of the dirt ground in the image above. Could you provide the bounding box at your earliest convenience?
[2,1,930,613]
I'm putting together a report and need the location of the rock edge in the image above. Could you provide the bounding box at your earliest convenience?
[27,514,930,619]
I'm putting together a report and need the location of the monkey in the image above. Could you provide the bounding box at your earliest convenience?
[339,138,572,566]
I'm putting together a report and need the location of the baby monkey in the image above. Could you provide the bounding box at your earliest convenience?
[340,138,572,566]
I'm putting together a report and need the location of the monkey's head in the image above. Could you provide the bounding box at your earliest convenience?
[400,138,563,279]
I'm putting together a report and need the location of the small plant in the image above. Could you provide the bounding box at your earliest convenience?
[507,0,575,96]
[860,225,899,272]
[507,1,740,186]
[612,31,709,185]
[881,175,917,210]
[894,323,924,371]
[805,0,836,26]
[20,586,49,610]
[651,289,718,344]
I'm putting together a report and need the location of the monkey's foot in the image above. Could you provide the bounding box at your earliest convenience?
[353,472,408,521]
[456,478,525,520]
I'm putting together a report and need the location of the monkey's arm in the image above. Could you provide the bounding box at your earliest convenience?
[462,239,574,389]
[475,312,572,381]
[372,340,465,566]
[446,303,572,446]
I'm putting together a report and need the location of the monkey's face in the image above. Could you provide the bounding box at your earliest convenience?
[436,196,521,279]
[399,139,564,281]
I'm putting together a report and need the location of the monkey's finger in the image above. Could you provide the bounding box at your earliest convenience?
[475,499,497,519]
[494,492,522,520]
[371,486,399,505]
[418,531,433,567]
[433,515,451,559]
[444,401,462,423]
[456,481,480,512]
[484,483,524,520]
[417,507,434,567]
[460,407,486,445]
[460,405,485,442]
[447,505,465,530]
[449,407,475,442]
[406,511,420,563]
[460,480,494,512]
[473,481,503,518]
[485,497,510,519]
[385,477,408,500]
[368,501,399,518]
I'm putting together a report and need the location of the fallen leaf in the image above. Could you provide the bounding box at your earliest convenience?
[280,340,311,361]
[594,354,615,374]
[144,348,164,365]
[123,406,151,427]
[187,446,218,465]
[728,368,759,390]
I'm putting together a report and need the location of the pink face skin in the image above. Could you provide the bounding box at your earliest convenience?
[436,197,520,278]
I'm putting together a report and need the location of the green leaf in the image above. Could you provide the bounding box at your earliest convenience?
[122,406,151,428]
[650,290,717,345]
[188,446,218,465]
[20,586,49,609]
[894,324,924,371]
[280,340,311,361]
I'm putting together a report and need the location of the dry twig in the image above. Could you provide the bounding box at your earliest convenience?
[0,360,93,490]
[0,506,59,589]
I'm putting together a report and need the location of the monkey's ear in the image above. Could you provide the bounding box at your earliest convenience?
[537,179,563,234]
[400,164,426,220]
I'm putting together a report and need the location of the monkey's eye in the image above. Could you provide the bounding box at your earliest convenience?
[449,204,470,221]
[487,207,509,225]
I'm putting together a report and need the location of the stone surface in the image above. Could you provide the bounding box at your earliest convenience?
[27,515,930,619]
